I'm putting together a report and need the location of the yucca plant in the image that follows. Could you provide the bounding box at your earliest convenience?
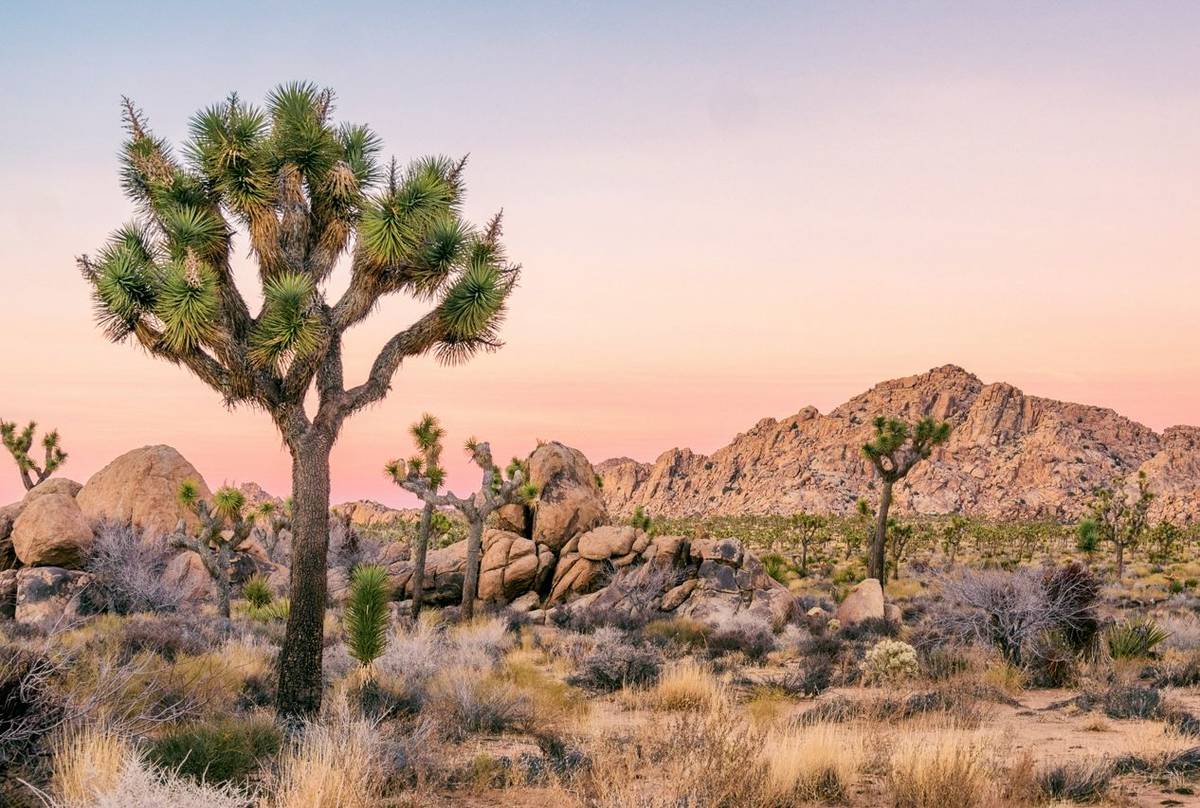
[343,565,391,667]
[861,416,951,581]
[0,419,67,491]
[1106,618,1170,660]
[79,83,520,717]
[242,574,273,608]
[388,433,537,619]
[408,413,445,619]
[252,498,292,564]
[169,481,254,619]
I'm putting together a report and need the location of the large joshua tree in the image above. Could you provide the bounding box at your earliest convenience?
[78,84,519,717]
[388,435,535,619]
[861,416,951,581]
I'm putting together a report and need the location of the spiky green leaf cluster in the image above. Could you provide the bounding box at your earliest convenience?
[249,273,323,368]
[344,564,391,666]
[177,479,201,510]
[155,256,221,352]
[212,486,247,522]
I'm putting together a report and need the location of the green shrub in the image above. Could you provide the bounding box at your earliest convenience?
[242,575,272,608]
[344,564,391,666]
[860,639,919,685]
[245,597,290,622]
[761,553,791,584]
[1107,618,1170,659]
[147,714,281,785]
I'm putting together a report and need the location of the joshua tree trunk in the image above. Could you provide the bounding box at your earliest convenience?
[411,501,433,618]
[1116,541,1125,580]
[462,516,484,620]
[869,480,893,582]
[277,438,332,718]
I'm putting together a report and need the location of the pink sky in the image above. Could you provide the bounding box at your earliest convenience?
[2,3,1198,506]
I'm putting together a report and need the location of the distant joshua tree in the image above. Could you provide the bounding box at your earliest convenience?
[407,413,446,619]
[888,520,914,580]
[252,498,292,564]
[169,481,254,619]
[1077,470,1153,580]
[861,416,952,581]
[388,435,536,619]
[786,512,827,577]
[77,84,519,717]
[0,420,67,491]
[941,514,969,566]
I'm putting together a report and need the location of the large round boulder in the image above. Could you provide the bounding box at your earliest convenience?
[11,492,93,568]
[76,445,211,539]
[835,578,886,625]
[528,442,607,551]
[478,529,553,603]
[24,478,83,504]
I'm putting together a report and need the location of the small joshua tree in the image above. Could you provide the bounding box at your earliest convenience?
[168,480,254,619]
[0,420,67,491]
[388,435,536,619]
[1077,470,1153,580]
[785,512,827,577]
[343,564,391,668]
[861,416,951,581]
[252,498,292,564]
[847,497,873,559]
[940,514,969,566]
[630,505,652,532]
[888,520,914,580]
[407,413,446,619]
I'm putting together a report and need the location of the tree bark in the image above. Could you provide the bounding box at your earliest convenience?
[1116,541,1125,580]
[411,501,433,619]
[461,517,484,620]
[276,436,332,719]
[869,481,893,582]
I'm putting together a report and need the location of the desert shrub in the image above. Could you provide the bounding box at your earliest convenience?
[568,637,662,692]
[1153,649,1200,687]
[707,613,776,662]
[643,617,711,650]
[647,659,727,711]
[244,598,291,623]
[119,613,227,661]
[449,616,513,667]
[861,638,919,685]
[761,553,791,584]
[1160,613,1200,651]
[888,727,993,807]
[836,616,900,641]
[932,564,1100,667]
[1037,760,1112,802]
[781,657,834,697]
[242,575,273,608]
[1107,618,1170,659]
[85,521,183,614]
[761,722,865,803]
[426,672,534,740]
[0,643,62,765]
[1025,634,1079,688]
[918,646,970,681]
[343,565,391,667]
[260,706,386,808]
[53,740,247,808]
[148,713,281,785]
[1092,684,1162,720]
[501,658,589,729]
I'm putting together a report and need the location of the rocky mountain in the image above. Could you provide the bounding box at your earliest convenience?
[598,365,1199,524]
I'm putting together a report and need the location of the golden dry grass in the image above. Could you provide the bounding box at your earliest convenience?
[887,724,997,808]
[50,724,132,805]
[259,706,385,808]
[645,659,728,712]
[761,721,867,803]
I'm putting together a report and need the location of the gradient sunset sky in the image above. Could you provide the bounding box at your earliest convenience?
[2,2,1197,506]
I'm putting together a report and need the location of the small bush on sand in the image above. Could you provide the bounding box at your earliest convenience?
[85,521,183,615]
[861,638,919,685]
[707,614,776,662]
[761,721,866,803]
[568,636,662,692]
[148,713,282,785]
[259,706,386,808]
[1037,760,1112,803]
[644,617,711,650]
[427,671,534,740]
[647,659,727,712]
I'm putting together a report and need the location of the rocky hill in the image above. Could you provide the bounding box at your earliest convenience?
[598,365,1199,523]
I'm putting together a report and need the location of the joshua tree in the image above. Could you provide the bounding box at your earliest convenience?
[1077,470,1153,580]
[0,420,67,491]
[846,497,873,559]
[630,505,652,532]
[861,416,951,581]
[389,436,536,619]
[407,413,446,619]
[78,84,518,716]
[252,498,292,564]
[941,515,969,566]
[888,520,914,580]
[785,512,827,577]
[168,481,254,619]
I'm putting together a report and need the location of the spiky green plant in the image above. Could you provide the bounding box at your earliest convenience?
[169,481,254,619]
[0,420,67,491]
[1106,618,1170,659]
[388,433,536,619]
[861,416,951,581]
[404,413,445,619]
[243,575,273,609]
[630,505,652,532]
[343,565,391,667]
[79,84,520,717]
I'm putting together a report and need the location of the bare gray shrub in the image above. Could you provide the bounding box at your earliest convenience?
[85,521,183,614]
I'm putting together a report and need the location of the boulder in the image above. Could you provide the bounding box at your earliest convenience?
[661,579,698,611]
[0,569,17,619]
[15,567,94,627]
[478,530,549,603]
[510,591,540,612]
[528,442,607,550]
[836,578,886,625]
[577,525,641,561]
[24,478,83,503]
[884,603,903,624]
[391,540,468,606]
[494,503,529,535]
[11,493,93,567]
[164,552,212,602]
[0,501,21,570]
[547,535,609,604]
[76,445,211,539]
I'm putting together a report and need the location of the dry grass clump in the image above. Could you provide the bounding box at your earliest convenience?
[887,724,996,808]
[760,721,867,804]
[645,659,728,711]
[425,670,534,740]
[259,705,387,808]
[50,725,131,805]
